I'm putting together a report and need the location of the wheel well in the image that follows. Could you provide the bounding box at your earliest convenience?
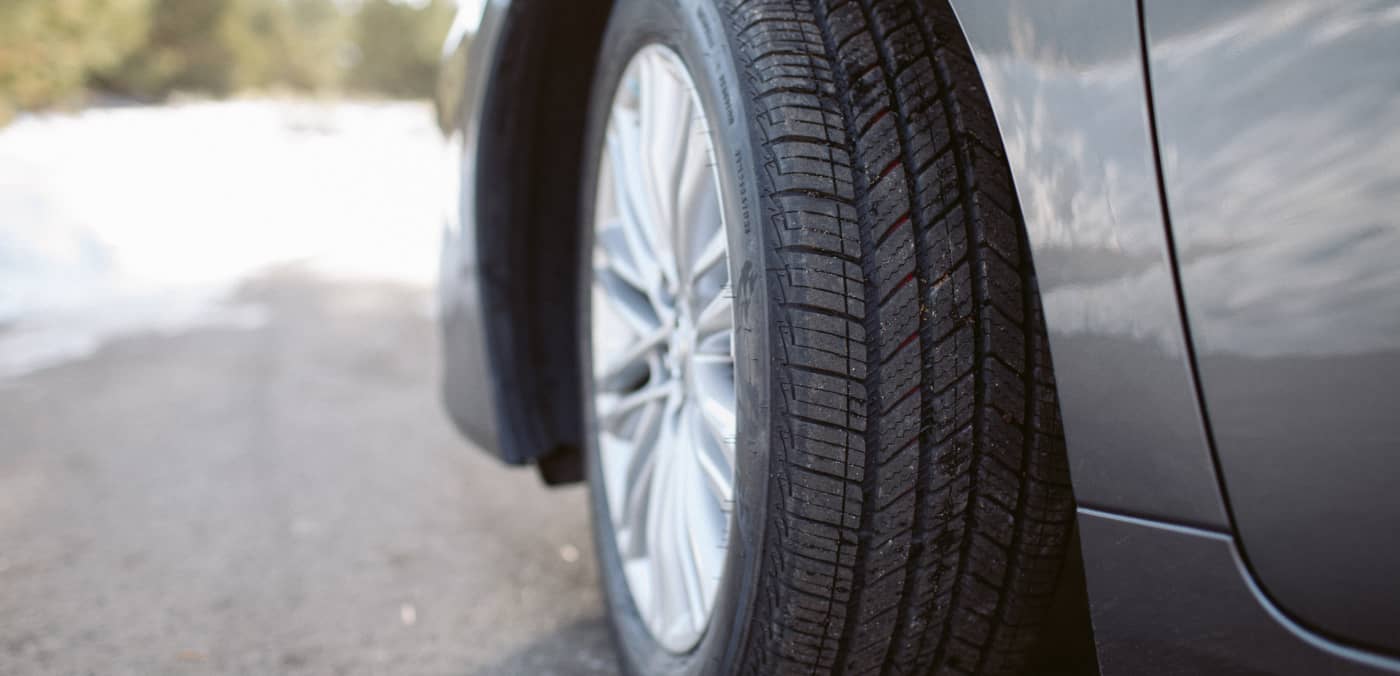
[475,0,615,484]
[473,0,1097,666]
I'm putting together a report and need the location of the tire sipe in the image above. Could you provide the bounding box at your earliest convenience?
[578,0,1075,674]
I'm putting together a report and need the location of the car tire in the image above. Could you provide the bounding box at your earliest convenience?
[578,1,1075,674]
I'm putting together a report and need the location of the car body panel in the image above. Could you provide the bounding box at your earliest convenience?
[437,0,609,474]
[1144,0,1400,654]
[947,0,1227,528]
[438,0,510,457]
[1079,509,1400,675]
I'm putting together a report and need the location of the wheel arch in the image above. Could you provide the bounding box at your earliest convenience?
[453,0,616,483]
[444,0,1106,665]
[454,0,1199,512]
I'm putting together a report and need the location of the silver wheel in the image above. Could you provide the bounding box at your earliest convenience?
[590,44,737,653]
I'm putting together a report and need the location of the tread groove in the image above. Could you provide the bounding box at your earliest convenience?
[683,1,1079,672]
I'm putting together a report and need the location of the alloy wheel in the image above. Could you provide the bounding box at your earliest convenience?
[589,44,737,653]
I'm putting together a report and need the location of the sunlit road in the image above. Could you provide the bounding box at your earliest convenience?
[0,102,616,675]
[0,271,615,675]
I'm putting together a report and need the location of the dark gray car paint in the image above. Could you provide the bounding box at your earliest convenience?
[436,0,1400,671]
[438,0,509,455]
[1144,0,1400,655]
[1079,509,1400,675]
[438,0,606,473]
[946,0,1228,529]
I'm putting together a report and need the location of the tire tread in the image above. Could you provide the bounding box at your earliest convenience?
[722,0,1074,673]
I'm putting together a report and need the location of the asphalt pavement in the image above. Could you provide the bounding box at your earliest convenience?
[0,270,617,675]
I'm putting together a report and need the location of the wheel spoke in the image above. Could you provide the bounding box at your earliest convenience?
[645,394,685,636]
[595,223,650,294]
[638,52,691,289]
[692,332,733,364]
[594,267,660,338]
[594,324,669,392]
[670,419,710,633]
[680,412,728,610]
[688,402,734,505]
[694,285,734,341]
[606,113,668,303]
[599,381,670,423]
[675,117,721,287]
[688,225,727,284]
[692,335,737,506]
[604,420,656,556]
[590,45,737,654]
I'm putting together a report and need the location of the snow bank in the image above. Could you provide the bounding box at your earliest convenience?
[0,99,447,378]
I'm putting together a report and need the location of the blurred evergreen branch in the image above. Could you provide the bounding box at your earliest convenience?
[0,0,455,124]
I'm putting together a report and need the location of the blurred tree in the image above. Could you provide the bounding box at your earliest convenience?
[347,0,454,98]
[0,0,454,123]
[0,0,150,120]
[103,0,238,96]
[101,0,347,98]
[272,0,348,91]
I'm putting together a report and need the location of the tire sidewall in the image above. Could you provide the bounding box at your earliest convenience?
[577,0,772,674]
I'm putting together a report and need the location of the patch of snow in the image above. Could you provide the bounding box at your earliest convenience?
[0,99,446,378]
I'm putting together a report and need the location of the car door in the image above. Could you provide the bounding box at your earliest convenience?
[1143,0,1400,655]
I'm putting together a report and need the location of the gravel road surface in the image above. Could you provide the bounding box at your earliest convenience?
[0,101,617,675]
[0,271,616,675]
